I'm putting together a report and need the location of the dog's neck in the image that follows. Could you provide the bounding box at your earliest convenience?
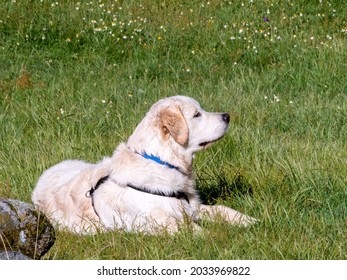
[109,143,194,190]
[103,143,196,204]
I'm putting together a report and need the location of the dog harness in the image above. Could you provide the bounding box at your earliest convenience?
[86,152,190,203]
[86,175,109,198]
[86,176,190,204]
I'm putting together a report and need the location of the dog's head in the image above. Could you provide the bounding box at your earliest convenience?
[127,96,230,171]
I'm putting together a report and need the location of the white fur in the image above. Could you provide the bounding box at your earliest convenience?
[32,95,256,234]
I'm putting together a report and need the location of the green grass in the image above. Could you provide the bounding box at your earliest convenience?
[0,0,346,259]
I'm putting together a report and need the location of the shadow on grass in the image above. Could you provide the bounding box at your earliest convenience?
[197,171,254,205]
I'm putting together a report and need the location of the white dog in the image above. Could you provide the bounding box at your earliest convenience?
[32,95,256,234]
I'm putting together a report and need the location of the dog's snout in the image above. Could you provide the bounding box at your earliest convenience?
[222,113,230,124]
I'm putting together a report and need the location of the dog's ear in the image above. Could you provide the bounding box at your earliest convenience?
[158,106,189,146]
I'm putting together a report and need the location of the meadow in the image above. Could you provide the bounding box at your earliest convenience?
[0,0,346,259]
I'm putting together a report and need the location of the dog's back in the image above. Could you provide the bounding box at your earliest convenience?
[32,160,101,233]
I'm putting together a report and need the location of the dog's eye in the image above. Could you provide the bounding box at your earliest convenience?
[193,111,201,118]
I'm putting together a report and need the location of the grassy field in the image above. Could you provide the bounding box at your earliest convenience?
[0,0,346,259]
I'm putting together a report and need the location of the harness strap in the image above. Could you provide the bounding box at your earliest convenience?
[86,176,190,204]
[85,175,109,198]
[127,183,190,204]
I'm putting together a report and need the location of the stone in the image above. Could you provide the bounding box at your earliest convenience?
[0,198,55,259]
[0,251,32,260]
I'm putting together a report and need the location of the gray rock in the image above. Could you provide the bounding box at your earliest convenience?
[0,198,55,259]
[0,251,32,260]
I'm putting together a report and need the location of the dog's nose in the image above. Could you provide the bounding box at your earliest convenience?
[222,113,230,124]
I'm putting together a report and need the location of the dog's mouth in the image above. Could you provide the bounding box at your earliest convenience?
[199,136,225,149]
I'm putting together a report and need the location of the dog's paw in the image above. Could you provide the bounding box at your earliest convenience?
[234,213,258,227]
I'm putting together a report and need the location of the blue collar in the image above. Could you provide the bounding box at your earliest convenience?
[140,152,181,171]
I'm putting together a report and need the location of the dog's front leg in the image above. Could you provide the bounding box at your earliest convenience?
[197,204,257,226]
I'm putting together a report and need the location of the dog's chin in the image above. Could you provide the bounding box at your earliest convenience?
[199,142,214,150]
[199,135,225,150]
